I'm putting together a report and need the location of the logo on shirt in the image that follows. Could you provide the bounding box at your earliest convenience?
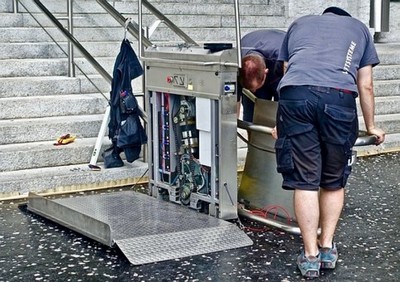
[343,41,357,74]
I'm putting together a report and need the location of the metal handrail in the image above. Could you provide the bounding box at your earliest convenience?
[137,0,199,59]
[66,0,75,77]
[137,0,242,68]
[32,0,112,83]
[234,0,242,68]
[237,119,378,147]
[238,206,301,235]
[97,0,199,48]
[15,0,108,101]
[12,0,18,13]
[96,0,153,48]
[141,0,198,46]
[30,0,148,121]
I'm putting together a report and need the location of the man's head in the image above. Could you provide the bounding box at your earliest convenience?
[239,54,268,93]
[323,6,352,17]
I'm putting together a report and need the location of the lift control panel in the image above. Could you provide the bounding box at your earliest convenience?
[144,45,238,219]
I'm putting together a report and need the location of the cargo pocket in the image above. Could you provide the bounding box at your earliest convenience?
[322,104,356,145]
[275,137,294,174]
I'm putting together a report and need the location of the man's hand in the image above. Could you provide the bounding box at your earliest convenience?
[271,126,278,139]
[367,127,385,145]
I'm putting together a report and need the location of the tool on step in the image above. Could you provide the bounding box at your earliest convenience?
[54,134,76,146]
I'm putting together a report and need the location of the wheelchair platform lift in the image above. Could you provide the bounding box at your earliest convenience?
[28,0,255,265]
[27,0,377,265]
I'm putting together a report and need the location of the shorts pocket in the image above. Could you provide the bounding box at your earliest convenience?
[275,137,294,174]
[322,104,356,145]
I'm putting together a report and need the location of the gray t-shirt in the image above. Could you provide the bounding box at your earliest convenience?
[278,13,380,93]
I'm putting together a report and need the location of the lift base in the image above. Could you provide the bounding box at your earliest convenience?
[27,191,253,265]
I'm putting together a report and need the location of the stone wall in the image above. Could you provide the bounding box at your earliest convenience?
[284,0,370,26]
[375,1,400,42]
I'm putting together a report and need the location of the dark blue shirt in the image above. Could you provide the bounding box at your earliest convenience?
[239,29,286,121]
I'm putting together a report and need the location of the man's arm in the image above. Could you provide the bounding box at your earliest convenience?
[357,65,385,145]
[237,99,241,119]
[283,61,288,74]
[271,61,287,140]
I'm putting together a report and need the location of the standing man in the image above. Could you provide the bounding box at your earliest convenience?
[275,7,385,278]
[238,29,285,122]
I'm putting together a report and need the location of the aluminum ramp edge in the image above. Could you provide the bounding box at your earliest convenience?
[27,191,253,265]
[27,192,113,246]
[115,224,253,265]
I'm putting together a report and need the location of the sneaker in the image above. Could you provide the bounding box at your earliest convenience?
[297,251,321,278]
[320,242,338,269]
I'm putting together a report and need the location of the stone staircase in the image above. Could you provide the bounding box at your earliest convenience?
[0,0,146,198]
[0,0,399,198]
[357,42,400,155]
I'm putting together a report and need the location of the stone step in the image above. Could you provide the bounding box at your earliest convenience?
[0,41,131,59]
[0,35,397,64]
[0,57,115,77]
[0,26,128,43]
[0,12,128,28]
[0,160,148,198]
[374,79,400,97]
[3,49,397,82]
[0,76,111,98]
[0,12,285,30]
[374,96,400,115]
[0,25,289,45]
[357,96,400,116]
[373,65,400,80]
[0,76,81,97]
[0,58,145,86]
[0,58,67,77]
[13,0,283,16]
[375,43,400,65]
[0,137,110,172]
[0,75,142,100]
[0,114,104,145]
[13,0,135,14]
[0,94,108,119]
[359,113,400,134]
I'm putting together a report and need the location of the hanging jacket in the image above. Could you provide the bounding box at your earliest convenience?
[105,39,147,166]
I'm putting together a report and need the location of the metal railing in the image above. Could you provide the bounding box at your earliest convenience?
[97,0,199,49]
[96,0,153,48]
[15,0,206,119]
[12,0,18,13]
[31,0,111,82]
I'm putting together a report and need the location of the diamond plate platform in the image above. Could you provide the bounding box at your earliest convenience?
[27,191,253,265]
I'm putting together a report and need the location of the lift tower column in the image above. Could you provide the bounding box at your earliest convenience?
[144,44,238,220]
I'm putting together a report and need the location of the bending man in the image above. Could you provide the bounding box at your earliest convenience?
[238,29,285,122]
[275,7,385,279]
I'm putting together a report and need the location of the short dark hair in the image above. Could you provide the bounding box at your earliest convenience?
[323,6,352,17]
[239,54,266,90]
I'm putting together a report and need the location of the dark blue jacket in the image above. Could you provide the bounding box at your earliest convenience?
[107,39,147,163]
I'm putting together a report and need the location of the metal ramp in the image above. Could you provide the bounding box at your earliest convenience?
[27,191,253,265]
